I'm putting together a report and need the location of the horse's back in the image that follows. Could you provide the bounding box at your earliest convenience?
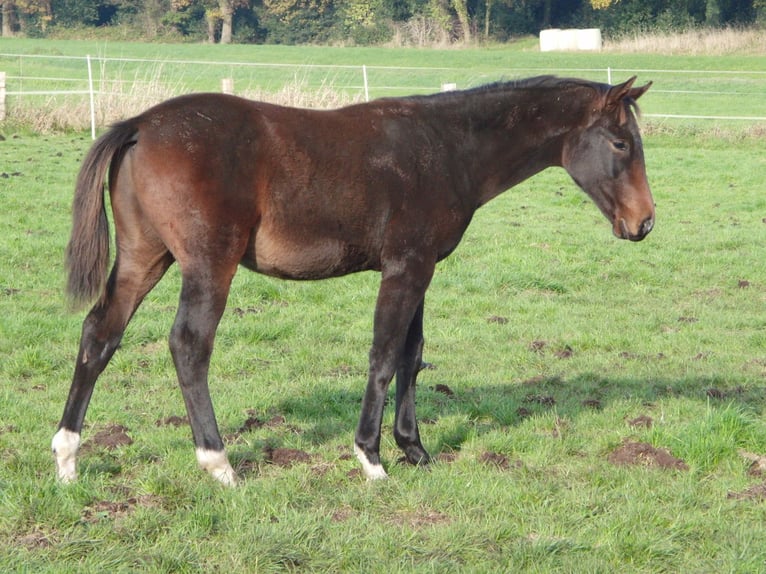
[114,93,401,278]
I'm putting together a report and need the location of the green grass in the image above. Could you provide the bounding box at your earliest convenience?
[2,41,766,573]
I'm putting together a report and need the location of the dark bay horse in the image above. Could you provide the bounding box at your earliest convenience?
[53,76,654,485]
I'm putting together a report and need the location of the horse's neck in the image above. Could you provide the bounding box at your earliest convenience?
[450,89,591,207]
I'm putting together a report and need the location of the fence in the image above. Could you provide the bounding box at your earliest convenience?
[1,52,766,137]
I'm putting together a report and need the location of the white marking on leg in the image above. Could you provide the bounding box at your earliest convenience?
[51,428,80,483]
[354,444,388,480]
[196,448,237,486]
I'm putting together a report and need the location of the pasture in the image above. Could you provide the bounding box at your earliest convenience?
[1,39,766,572]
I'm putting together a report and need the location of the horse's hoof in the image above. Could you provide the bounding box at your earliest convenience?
[354,444,388,480]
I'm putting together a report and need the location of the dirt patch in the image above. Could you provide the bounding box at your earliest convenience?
[264,446,311,467]
[234,457,260,476]
[523,394,555,407]
[582,399,602,409]
[740,450,766,477]
[433,383,455,397]
[529,340,547,353]
[238,415,268,433]
[248,412,287,429]
[608,440,688,471]
[479,451,522,470]
[232,306,264,317]
[83,424,133,451]
[327,364,360,377]
[550,417,570,439]
[487,315,509,324]
[554,345,574,359]
[346,468,363,479]
[527,340,572,358]
[436,452,458,464]
[628,415,653,428]
[331,507,355,522]
[619,351,666,361]
[16,530,55,550]
[81,495,162,524]
[727,483,766,501]
[389,509,450,529]
[155,415,188,427]
[225,412,290,442]
[515,407,533,420]
[706,388,726,399]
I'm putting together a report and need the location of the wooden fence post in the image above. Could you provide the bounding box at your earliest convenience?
[0,72,6,121]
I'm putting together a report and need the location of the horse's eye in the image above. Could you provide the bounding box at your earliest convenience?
[612,140,628,152]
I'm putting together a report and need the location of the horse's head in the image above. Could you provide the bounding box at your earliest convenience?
[562,77,655,241]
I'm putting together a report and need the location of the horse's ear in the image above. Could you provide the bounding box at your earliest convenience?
[606,77,636,109]
[628,80,652,101]
[604,77,652,121]
[606,77,652,105]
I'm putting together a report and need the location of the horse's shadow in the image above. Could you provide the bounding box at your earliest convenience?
[227,370,766,468]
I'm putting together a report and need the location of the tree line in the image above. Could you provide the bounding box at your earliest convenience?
[1,0,763,45]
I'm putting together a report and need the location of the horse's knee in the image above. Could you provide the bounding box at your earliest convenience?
[169,322,207,370]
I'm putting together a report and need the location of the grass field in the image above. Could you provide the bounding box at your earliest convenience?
[1,39,766,572]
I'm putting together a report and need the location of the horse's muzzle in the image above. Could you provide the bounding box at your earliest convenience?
[617,215,654,242]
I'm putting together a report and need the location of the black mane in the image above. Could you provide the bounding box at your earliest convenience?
[404,75,641,117]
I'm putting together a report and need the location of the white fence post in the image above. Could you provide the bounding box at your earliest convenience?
[87,55,96,140]
[0,72,5,121]
[362,65,369,102]
[222,78,234,94]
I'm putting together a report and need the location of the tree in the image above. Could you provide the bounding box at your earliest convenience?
[218,0,233,42]
[257,0,338,43]
[450,0,470,42]
[340,0,392,43]
[1,0,52,34]
[590,0,619,8]
[1,2,17,36]
[169,0,245,42]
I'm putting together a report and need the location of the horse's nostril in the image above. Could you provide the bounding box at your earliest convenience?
[641,216,654,236]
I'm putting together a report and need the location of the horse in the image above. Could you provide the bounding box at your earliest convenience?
[53,75,654,485]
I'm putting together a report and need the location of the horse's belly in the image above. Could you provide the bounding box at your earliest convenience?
[246,229,375,279]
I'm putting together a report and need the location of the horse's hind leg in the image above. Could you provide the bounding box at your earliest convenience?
[168,262,240,486]
[53,249,173,482]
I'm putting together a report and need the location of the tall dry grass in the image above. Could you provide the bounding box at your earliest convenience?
[9,66,362,133]
[240,77,363,110]
[604,27,766,55]
[10,63,182,132]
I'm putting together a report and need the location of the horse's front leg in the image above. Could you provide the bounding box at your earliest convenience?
[394,300,431,466]
[354,259,435,480]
